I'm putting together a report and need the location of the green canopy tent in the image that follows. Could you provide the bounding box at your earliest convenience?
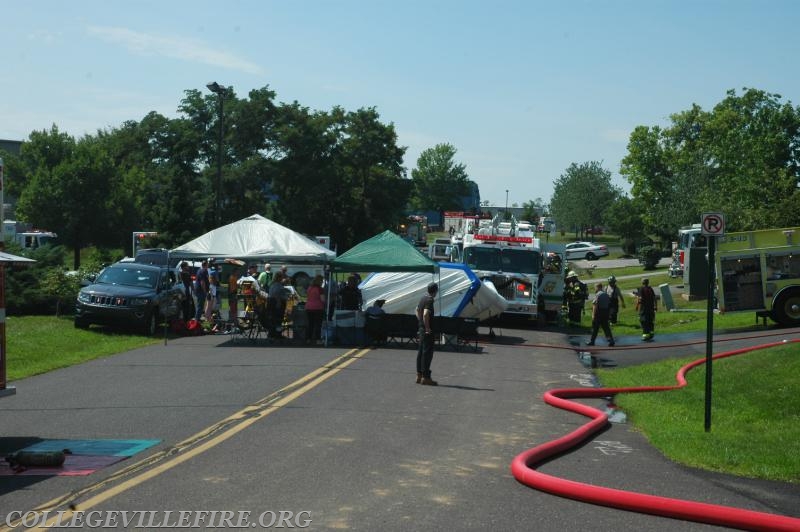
[330,230,439,274]
[326,231,439,345]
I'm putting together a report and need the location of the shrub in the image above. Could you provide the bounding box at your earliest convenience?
[637,246,661,270]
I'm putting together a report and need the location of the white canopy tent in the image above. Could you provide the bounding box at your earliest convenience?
[170,214,336,264]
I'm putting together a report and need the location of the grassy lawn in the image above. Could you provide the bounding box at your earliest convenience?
[597,344,800,483]
[5,315,159,381]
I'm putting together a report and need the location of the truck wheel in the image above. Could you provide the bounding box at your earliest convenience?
[771,288,800,327]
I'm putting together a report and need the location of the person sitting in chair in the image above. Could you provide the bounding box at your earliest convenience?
[365,299,387,345]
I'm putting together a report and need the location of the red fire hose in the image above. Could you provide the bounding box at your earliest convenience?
[510,339,800,531]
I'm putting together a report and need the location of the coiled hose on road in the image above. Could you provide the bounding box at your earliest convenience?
[510,339,800,531]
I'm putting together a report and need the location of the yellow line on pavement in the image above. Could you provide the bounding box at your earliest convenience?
[3,348,371,532]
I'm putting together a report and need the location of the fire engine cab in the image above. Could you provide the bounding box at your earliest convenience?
[461,215,564,322]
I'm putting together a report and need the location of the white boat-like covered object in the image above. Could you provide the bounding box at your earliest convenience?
[359,262,507,321]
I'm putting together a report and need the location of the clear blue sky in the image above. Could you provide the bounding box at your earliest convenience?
[2,1,798,207]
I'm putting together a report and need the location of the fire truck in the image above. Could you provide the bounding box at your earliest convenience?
[3,220,58,249]
[669,224,702,278]
[461,215,564,321]
[715,227,800,326]
[398,215,427,247]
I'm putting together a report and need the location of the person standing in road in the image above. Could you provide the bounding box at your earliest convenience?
[605,275,626,324]
[415,282,439,385]
[587,282,614,347]
[636,278,657,341]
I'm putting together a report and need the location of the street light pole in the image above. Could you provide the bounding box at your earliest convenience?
[505,189,509,220]
[206,82,226,226]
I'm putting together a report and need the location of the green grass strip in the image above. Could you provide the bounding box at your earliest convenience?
[6,316,159,381]
[597,344,800,482]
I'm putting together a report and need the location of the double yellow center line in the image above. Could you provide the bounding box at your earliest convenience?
[2,348,371,531]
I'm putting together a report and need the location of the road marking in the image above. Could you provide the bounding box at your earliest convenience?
[1,348,371,531]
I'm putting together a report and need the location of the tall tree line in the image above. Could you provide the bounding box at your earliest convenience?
[1,86,413,267]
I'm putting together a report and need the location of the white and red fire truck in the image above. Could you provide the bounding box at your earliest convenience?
[461,215,564,322]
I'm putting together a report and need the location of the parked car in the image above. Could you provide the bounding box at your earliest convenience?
[565,241,609,261]
[75,262,185,335]
[585,226,604,235]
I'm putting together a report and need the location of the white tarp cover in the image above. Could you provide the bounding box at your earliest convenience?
[359,262,507,321]
[170,214,336,263]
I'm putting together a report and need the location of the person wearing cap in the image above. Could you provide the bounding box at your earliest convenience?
[415,282,439,385]
[564,271,588,324]
[605,275,626,324]
[636,278,657,341]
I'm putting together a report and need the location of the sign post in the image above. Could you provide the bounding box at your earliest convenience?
[701,212,725,431]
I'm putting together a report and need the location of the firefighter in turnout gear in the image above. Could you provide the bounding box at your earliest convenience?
[564,271,588,324]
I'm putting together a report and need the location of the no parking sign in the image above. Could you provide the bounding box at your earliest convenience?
[701,212,725,236]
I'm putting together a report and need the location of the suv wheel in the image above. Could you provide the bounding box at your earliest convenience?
[74,318,89,329]
[144,310,159,336]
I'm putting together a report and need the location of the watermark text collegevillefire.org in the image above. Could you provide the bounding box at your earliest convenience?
[4,510,312,529]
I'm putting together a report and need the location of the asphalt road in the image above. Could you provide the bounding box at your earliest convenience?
[1,322,798,531]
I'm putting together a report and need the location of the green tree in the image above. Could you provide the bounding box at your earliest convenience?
[605,196,646,253]
[16,134,116,268]
[410,143,471,214]
[622,88,800,234]
[550,161,620,239]
[269,105,409,251]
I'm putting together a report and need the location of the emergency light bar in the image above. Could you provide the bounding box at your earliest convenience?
[474,234,533,243]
